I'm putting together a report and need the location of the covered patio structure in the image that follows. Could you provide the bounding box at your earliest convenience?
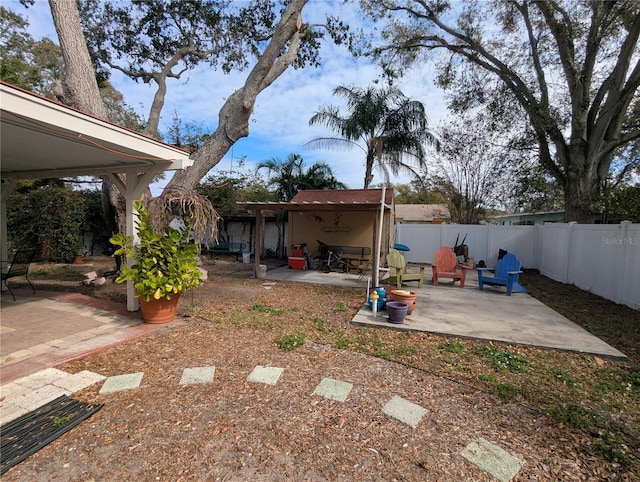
[0,81,193,311]
[242,188,394,286]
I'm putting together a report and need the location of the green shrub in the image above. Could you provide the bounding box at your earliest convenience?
[111,201,202,302]
[312,317,326,331]
[8,184,89,262]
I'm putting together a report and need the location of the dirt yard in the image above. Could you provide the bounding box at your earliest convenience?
[2,256,638,481]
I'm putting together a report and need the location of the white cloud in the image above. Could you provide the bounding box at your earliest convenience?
[16,0,449,190]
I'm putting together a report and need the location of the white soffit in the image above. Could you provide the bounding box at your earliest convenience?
[0,82,192,180]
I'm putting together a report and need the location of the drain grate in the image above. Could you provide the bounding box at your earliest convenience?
[1,395,103,475]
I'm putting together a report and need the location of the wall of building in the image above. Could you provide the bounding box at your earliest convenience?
[288,210,380,257]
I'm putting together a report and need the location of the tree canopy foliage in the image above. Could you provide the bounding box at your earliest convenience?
[360,0,640,222]
[256,153,346,201]
[426,111,523,223]
[29,0,350,235]
[605,183,640,222]
[195,159,275,212]
[307,84,439,188]
[0,6,62,94]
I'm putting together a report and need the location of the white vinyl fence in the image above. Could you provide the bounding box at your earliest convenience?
[395,222,640,310]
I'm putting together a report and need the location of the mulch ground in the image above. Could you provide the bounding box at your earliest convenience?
[2,256,638,481]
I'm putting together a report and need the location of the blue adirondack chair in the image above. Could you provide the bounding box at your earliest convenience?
[476,252,526,296]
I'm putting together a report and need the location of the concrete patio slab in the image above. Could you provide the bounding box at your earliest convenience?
[348,272,627,360]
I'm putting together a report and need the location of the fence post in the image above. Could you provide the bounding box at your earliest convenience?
[486,223,494,265]
[615,221,631,305]
[565,222,577,283]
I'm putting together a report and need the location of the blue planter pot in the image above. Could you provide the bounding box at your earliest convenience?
[386,301,408,324]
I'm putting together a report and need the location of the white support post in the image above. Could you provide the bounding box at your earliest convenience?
[108,168,165,312]
[373,187,386,287]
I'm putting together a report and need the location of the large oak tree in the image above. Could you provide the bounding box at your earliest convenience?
[360,0,640,222]
[42,0,346,230]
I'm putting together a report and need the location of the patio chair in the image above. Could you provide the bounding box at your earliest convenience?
[385,248,424,289]
[477,252,526,296]
[1,248,37,301]
[432,246,467,287]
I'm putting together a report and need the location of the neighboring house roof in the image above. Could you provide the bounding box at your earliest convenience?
[242,189,394,212]
[492,210,565,219]
[395,204,451,222]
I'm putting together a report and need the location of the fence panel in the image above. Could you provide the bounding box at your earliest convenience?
[540,224,571,282]
[485,225,536,268]
[569,224,623,301]
[395,224,536,267]
[394,221,639,310]
[620,223,640,308]
[393,224,442,263]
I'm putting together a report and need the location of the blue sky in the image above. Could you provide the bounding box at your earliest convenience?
[12,0,449,193]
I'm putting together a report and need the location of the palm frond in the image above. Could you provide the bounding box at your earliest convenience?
[147,188,220,243]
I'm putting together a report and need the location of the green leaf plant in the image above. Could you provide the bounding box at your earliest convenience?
[110,201,202,302]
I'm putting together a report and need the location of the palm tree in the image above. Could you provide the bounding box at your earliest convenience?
[306,84,439,188]
[256,153,346,201]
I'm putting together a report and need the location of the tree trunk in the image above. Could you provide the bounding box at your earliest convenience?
[48,0,126,244]
[48,0,107,118]
[167,0,306,191]
[48,0,307,235]
[363,146,376,188]
[563,174,601,223]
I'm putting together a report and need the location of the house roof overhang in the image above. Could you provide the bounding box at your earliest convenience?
[0,81,194,312]
[1,82,192,181]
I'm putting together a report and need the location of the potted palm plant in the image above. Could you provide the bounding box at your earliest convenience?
[110,200,203,323]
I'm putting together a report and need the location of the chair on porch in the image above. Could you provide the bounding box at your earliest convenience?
[1,248,36,300]
[431,246,467,287]
[385,248,425,289]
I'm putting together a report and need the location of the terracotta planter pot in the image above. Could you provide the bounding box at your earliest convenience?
[390,290,418,315]
[138,293,181,324]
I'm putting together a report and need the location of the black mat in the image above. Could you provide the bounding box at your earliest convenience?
[1,395,103,475]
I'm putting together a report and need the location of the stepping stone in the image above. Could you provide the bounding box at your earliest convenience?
[99,372,143,394]
[179,366,215,385]
[382,395,426,428]
[313,377,353,402]
[53,370,106,392]
[460,438,523,482]
[247,365,284,385]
